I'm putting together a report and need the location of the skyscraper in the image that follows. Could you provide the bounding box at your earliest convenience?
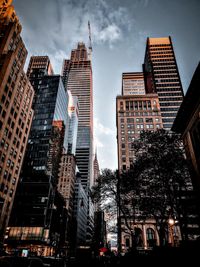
[0,0,34,240]
[143,36,184,130]
[62,42,93,189]
[7,57,69,256]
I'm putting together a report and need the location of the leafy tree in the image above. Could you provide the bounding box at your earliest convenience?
[125,129,192,245]
[92,129,192,248]
[92,169,118,233]
[92,169,144,248]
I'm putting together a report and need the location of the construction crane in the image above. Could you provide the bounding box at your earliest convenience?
[88,21,92,60]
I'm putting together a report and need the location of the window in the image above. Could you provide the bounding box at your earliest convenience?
[125,238,130,247]
[146,118,153,123]
[146,228,155,245]
[127,118,134,123]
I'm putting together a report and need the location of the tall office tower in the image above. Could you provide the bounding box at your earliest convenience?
[143,36,184,130]
[116,94,162,171]
[122,72,145,96]
[67,92,79,155]
[0,0,34,241]
[62,42,93,189]
[6,57,69,256]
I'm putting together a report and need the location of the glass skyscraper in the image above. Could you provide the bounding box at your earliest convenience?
[62,42,93,189]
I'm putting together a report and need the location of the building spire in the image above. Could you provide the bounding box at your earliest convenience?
[88,21,92,60]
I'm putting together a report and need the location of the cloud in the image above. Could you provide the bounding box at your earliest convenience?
[97,24,121,45]
[14,0,133,72]
[93,117,117,169]
[94,118,115,136]
[94,137,104,148]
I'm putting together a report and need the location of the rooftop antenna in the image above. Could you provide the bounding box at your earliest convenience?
[88,21,92,60]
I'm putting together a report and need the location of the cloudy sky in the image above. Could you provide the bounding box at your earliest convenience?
[13,0,200,171]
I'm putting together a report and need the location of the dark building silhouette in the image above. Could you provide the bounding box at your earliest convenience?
[172,63,200,240]
[172,62,200,191]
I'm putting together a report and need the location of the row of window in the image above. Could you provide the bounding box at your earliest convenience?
[160,102,181,106]
[155,79,180,83]
[118,111,160,117]
[154,70,177,74]
[121,117,160,123]
[150,49,173,54]
[156,87,181,91]
[158,92,182,97]
[151,59,175,63]
[153,62,176,66]
[151,55,174,60]
[120,124,161,135]
[159,97,183,102]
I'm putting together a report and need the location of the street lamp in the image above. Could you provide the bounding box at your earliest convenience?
[168,218,175,247]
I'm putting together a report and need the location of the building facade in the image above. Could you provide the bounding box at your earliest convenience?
[116,94,162,171]
[0,0,34,241]
[6,57,69,256]
[143,36,184,130]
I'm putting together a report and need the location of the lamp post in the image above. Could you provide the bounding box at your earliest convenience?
[168,218,175,247]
